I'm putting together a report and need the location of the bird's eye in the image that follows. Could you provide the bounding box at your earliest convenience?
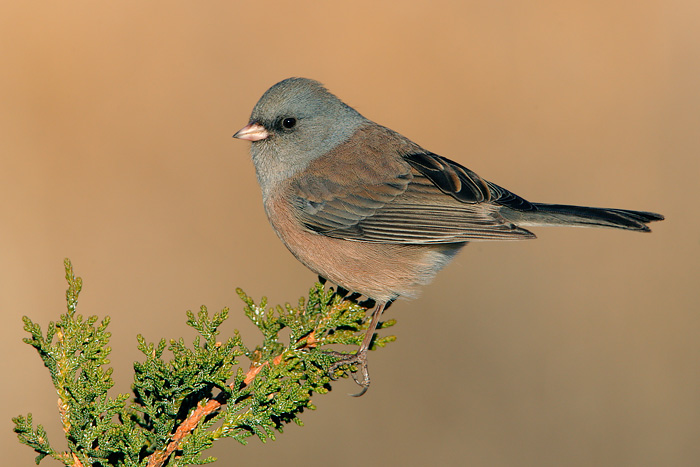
[282,117,297,129]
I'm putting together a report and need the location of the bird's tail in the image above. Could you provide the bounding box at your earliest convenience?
[503,203,664,232]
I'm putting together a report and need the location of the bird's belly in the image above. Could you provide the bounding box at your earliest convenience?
[265,196,462,302]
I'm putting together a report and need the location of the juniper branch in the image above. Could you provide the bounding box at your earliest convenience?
[13,260,396,466]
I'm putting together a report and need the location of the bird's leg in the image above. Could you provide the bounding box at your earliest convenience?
[329,301,386,397]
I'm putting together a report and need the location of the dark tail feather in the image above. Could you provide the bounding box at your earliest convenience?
[504,203,664,232]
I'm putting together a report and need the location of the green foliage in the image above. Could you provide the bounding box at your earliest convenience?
[13,260,395,466]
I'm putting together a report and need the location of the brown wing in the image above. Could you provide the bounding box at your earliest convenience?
[289,125,535,243]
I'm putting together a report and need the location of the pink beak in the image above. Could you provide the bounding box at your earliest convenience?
[233,123,269,141]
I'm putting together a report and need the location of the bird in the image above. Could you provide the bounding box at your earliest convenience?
[233,77,663,395]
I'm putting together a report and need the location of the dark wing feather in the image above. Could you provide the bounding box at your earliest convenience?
[289,125,535,243]
[406,152,537,211]
[402,153,491,203]
[487,181,537,211]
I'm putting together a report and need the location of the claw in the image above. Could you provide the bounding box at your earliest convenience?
[328,350,370,396]
[325,301,387,396]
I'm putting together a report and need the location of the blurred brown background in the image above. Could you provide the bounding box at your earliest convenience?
[2,1,698,466]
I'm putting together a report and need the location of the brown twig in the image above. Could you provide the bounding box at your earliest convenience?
[243,362,267,386]
[72,452,84,467]
[145,398,221,467]
[144,345,302,467]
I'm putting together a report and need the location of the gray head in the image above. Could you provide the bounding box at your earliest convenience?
[234,78,368,199]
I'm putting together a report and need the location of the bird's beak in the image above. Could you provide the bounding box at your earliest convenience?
[233,123,269,141]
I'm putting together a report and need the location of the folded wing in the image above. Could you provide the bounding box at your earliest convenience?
[289,126,535,244]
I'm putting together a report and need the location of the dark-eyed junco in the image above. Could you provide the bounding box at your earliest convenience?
[234,77,663,394]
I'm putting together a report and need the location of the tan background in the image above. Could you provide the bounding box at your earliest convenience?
[2,1,698,466]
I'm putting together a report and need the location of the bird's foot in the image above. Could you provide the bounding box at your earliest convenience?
[327,350,370,397]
